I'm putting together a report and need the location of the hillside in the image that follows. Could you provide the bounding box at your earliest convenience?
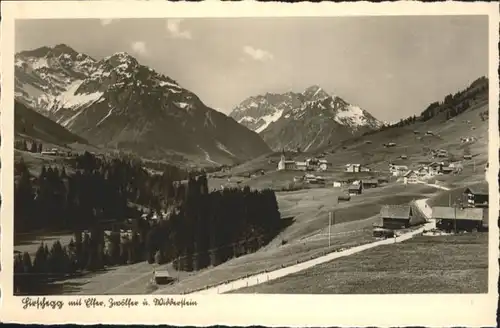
[226,76,489,187]
[15,100,88,146]
[230,86,382,152]
[15,44,271,167]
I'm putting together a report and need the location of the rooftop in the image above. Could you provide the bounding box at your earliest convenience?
[380,205,412,219]
[432,206,486,221]
[465,183,488,195]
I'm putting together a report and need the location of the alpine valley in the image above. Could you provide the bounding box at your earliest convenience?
[230,86,383,152]
[14,44,271,167]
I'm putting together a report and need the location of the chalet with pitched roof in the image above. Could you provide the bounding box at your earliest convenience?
[379,205,424,229]
[463,183,489,208]
[432,206,487,232]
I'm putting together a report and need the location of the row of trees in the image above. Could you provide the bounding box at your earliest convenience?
[14,152,283,294]
[14,151,190,233]
[14,139,43,153]
[362,76,489,137]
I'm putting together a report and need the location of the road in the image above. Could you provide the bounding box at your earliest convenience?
[112,182,445,295]
[417,180,451,191]
[186,200,435,295]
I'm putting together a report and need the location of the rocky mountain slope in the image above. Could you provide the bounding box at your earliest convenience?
[230,85,383,151]
[15,100,88,146]
[15,44,271,166]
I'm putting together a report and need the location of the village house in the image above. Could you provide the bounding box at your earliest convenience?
[379,205,425,229]
[441,166,454,175]
[318,159,329,171]
[389,164,408,177]
[348,182,363,195]
[432,206,487,232]
[295,161,308,171]
[345,163,361,173]
[360,167,371,172]
[332,181,343,188]
[403,170,419,184]
[277,151,296,171]
[463,184,489,208]
[362,179,379,189]
[428,162,444,175]
[416,166,430,178]
[306,158,320,171]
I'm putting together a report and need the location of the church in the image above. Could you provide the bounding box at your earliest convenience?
[277,150,297,171]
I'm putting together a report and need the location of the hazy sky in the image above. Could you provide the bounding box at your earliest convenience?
[15,16,488,122]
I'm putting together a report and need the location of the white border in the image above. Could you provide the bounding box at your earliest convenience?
[1,1,499,326]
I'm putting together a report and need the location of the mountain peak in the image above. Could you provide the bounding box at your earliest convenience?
[303,85,330,101]
[102,52,139,71]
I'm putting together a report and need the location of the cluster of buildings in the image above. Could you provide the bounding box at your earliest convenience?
[277,152,329,172]
[389,161,464,184]
[344,163,371,173]
[374,183,489,236]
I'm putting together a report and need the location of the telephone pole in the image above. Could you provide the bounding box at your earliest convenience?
[328,212,332,247]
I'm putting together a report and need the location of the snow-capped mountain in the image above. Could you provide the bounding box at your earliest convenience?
[15,44,271,165]
[230,85,383,151]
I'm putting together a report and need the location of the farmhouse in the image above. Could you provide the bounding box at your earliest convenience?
[441,166,454,175]
[390,164,408,177]
[318,159,329,171]
[428,162,443,175]
[333,181,345,187]
[403,170,418,184]
[362,179,379,188]
[379,205,424,229]
[345,164,361,173]
[463,154,473,160]
[306,158,320,171]
[416,166,430,178]
[348,183,363,195]
[296,161,308,171]
[432,206,487,232]
[463,184,489,208]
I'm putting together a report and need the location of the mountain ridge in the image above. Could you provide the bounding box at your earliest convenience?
[230,85,382,151]
[15,44,271,166]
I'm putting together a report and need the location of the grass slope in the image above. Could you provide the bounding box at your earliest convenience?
[235,232,488,294]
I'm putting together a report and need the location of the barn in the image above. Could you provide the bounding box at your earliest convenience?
[362,179,379,188]
[433,206,487,232]
[379,205,424,229]
[463,184,489,208]
[348,183,363,195]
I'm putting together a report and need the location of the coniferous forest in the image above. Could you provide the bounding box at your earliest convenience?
[14,151,282,294]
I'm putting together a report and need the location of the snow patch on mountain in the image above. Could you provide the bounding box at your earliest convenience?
[255,109,284,133]
[50,81,104,111]
[216,141,235,157]
[334,105,367,127]
[238,116,257,123]
[96,108,115,126]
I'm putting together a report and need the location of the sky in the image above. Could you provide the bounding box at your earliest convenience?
[15,16,489,122]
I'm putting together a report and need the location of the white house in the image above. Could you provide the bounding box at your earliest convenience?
[390,164,408,177]
[345,164,361,173]
[296,161,308,171]
[318,159,329,171]
[403,170,418,184]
